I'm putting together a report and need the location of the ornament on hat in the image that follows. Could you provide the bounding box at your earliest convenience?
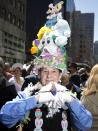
[30,1,71,72]
[46,1,64,20]
[31,41,39,55]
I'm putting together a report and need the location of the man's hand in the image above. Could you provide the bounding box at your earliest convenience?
[35,92,55,103]
[54,91,76,109]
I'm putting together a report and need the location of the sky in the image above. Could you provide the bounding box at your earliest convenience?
[74,0,98,42]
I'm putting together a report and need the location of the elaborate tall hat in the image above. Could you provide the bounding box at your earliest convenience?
[31,1,71,72]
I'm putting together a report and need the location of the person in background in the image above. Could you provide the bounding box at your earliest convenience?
[9,63,24,92]
[61,72,73,91]
[0,57,17,130]
[78,67,89,88]
[61,72,70,87]
[3,62,13,80]
[68,63,81,88]
[81,64,98,131]
[68,63,81,99]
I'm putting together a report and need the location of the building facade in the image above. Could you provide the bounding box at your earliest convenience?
[70,11,94,65]
[0,0,26,64]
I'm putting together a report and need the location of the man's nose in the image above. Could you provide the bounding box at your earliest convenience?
[47,72,52,78]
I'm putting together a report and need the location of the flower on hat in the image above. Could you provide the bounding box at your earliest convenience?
[37,26,52,40]
[31,41,39,55]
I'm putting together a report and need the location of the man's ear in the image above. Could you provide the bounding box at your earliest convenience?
[59,72,62,83]
[38,67,44,78]
[37,68,41,79]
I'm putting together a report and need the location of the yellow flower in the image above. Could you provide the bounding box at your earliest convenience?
[31,41,38,54]
[37,26,52,40]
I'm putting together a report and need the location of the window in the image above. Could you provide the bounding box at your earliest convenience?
[8,12,12,22]
[17,1,21,10]
[13,0,16,8]
[21,4,24,14]
[1,8,6,19]
[4,39,7,43]
[21,21,24,30]
[9,0,13,5]
[80,45,82,48]
[17,19,21,28]
[12,15,16,25]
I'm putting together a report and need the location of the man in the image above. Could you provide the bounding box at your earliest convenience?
[0,65,92,131]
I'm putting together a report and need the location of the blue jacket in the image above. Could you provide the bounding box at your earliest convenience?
[0,91,92,131]
[0,92,37,128]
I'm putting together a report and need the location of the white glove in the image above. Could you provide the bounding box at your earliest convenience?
[55,91,76,109]
[36,92,55,103]
[40,82,67,93]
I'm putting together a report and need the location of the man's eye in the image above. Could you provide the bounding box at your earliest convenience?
[52,70,56,73]
[43,70,48,73]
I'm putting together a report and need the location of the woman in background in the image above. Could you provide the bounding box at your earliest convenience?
[81,64,98,131]
[9,63,24,92]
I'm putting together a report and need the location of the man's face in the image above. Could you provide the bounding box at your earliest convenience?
[40,66,61,86]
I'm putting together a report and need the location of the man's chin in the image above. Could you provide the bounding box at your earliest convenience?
[46,80,53,84]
